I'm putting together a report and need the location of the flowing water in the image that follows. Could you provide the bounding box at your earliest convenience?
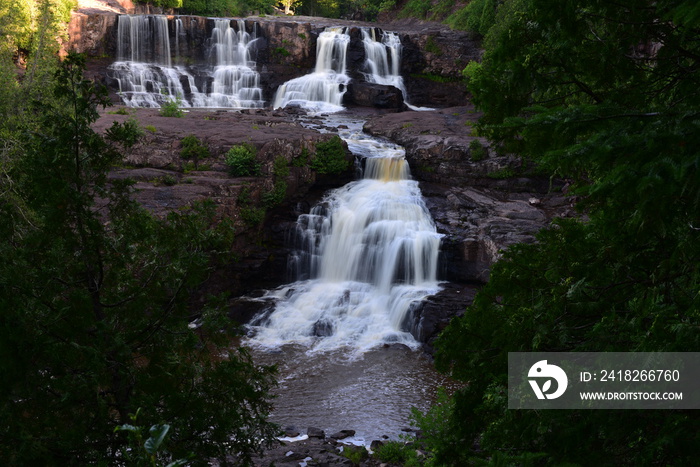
[273,27,351,113]
[108,16,264,108]
[244,112,450,441]
[107,16,451,440]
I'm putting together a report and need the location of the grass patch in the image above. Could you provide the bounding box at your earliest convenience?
[107,108,130,115]
[487,167,517,179]
[425,36,443,55]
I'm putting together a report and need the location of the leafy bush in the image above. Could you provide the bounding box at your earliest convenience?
[180,134,209,162]
[310,136,349,175]
[400,0,431,18]
[374,441,421,466]
[446,0,498,35]
[159,97,183,118]
[0,53,279,465]
[226,143,260,177]
[468,139,487,161]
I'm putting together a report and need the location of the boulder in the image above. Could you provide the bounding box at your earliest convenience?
[307,427,326,439]
[345,82,405,109]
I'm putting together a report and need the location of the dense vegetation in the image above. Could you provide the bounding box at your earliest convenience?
[406,0,700,465]
[0,3,278,465]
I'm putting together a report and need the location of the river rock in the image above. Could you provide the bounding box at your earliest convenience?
[307,427,326,439]
[329,429,356,440]
[345,82,406,109]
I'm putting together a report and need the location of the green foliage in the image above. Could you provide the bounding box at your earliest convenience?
[446,0,498,34]
[273,46,291,57]
[400,0,432,19]
[424,36,443,56]
[109,116,144,149]
[180,134,210,162]
[159,97,184,117]
[262,156,291,208]
[179,0,274,17]
[108,107,130,115]
[374,441,421,466]
[0,53,279,465]
[340,445,369,465]
[468,139,487,161]
[226,142,260,177]
[115,410,190,466]
[431,0,700,465]
[310,136,349,175]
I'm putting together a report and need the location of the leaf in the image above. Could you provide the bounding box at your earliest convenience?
[541,379,551,393]
[114,424,140,433]
[144,424,170,454]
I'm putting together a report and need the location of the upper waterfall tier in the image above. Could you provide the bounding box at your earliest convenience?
[108,15,265,108]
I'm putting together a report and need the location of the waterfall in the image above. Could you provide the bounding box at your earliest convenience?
[361,28,430,111]
[108,15,264,109]
[273,27,351,113]
[247,123,442,353]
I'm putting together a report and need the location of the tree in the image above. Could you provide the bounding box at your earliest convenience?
[0,53,278,465]
[427,0,700,464]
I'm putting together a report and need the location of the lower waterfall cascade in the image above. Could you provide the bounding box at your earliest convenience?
[246,115,442,354]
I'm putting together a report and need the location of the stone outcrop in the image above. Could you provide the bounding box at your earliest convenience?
[364,106,571,287]
[344,82,405,109]
[93,107,355,300]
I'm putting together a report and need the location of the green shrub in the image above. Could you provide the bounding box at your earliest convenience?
[310,136,349,175]
[106,117,143,150]
[180,134,210,162]
[341,445,368,465]
[375,441,421,465]
[145,125,157,133]
[226,143,260,177]
[424,36,443,56]
[469,139,488,161]
[240,206,266,226]
[159,97,184,118]
[263,181,287,208]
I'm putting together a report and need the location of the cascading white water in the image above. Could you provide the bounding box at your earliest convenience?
[273,27,351,113]
[191,19,264,108]
[361,28,430,111]
[110,15,187,107]
[247,123,442,353]
[108,15,264,108]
